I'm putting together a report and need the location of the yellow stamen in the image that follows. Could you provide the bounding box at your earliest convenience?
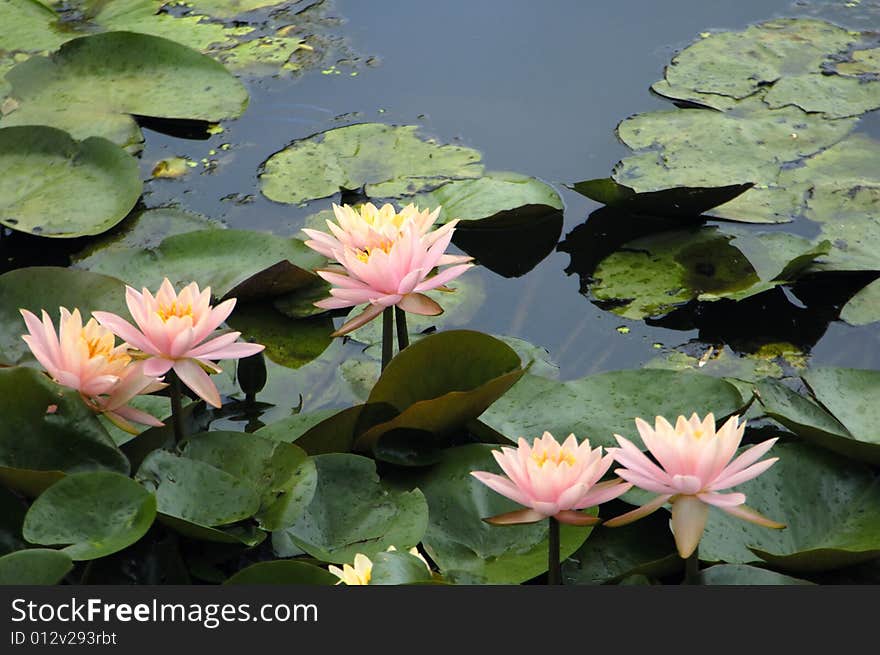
[532,450,577,467]
[156,300,194,322]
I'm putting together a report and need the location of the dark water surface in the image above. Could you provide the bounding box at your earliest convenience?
[140,0,880,382]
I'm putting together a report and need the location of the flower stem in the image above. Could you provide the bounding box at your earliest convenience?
[395,306,409,351]
[548,517,561,585]
[381,306,394,371]
[683,547,701,585]
[168,370,185,443]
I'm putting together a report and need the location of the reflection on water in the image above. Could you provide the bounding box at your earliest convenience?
[137,0,880,381]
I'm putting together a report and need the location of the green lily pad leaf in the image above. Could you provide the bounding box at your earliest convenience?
[589,226,827,319]
[0,266,128,366]
[480,369,744,449]
[345,274,485,346]
[0,367,128,496]
[1,32,248,150]
[404,171,562,224]
[699,442,880,571]
[92,0,239,54]
[226,303,333,370]
[136,449,261,530]
[22,471,156,560]
[613,107,854,206]
[272,279,332,319]
[645,345,785,382]
[180,431,316,531]
[260,123,484,205]
[273,453,428,564]
[0,126,141,237]
[254,408,339,443]
[835,46,880,76]
[650,79,741,111]
[216,35,310,72]
[759,368,880,465]
[354,331,524,457]
[663,19,857,100]
[186,0,290,17]
[570,178,752,218]
[841,279,880,325]
[369,550,433,585]
[763,74,880,118]
[563,511,679,585]
[72,207,224,267]
[74,228,325,300]
[701,564,814,585]
[0,548,73,585]
[0,0,67,53]
[415,445,593,584]
[224,560,337,585]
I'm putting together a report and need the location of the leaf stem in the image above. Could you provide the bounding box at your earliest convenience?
[548,516,561,585]
[381,306,394,371]
[395,306,409,351]
[168,370,185,443]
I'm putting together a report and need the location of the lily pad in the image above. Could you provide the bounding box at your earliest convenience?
[404,171,562,224]
[0,366,128,496]
[662,19,857,100]
[763,73,880,118]
[353,331,525,458]
[22,471,156,560]
[840,278,880,325]
[0,0,67,53]
[480,369,744,449]
[700,564,814,585]
[273,453,428,564]
[136,449,261,532]
[698,442,880,571]
[71,207,224,266]
[0,266,128,365]
[0,548,73,585]
[186,0,291,18]
[589,226,828,319]
[0,126,141,237]
[74,228,325,300]
[415,445,594,584]
[224,560,337,585]
[100,395,171,447]
[369,549,434,585]
[260,123,484,205]
[180,430,316,531]
[1,32,248,150]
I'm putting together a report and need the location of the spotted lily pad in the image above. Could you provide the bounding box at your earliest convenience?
[480,369,744,449]
[698,442,880,571]
[272,453,428,564]
[0,126,141,237]
[589,225,828,319]
[0,0,67,53]
[74,228,325,300]
[260,123,484,205]
[1,32,248,150]
[185,0,292,18]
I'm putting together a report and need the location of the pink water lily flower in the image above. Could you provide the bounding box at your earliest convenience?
[470,432,633,526]
[93,279,264,408]
[605,413,785,558]
[302,202,473,336]
[20,307,165,433]
[303,202,447,255]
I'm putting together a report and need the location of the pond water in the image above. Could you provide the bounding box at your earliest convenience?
[134,0,880,385]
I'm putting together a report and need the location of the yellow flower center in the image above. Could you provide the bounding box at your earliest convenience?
[354,242,393,263]
[81,321,130,365]
[156,300,193,323]
[532,450,577,467]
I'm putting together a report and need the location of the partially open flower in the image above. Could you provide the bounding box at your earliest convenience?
[93,279,264,408]
[605,413,784,558]
[470,432,632,526]
[20,307,165,433]
[302,202,473,336]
